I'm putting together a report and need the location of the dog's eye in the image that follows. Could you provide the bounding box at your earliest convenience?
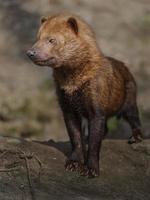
[48,38,56,44]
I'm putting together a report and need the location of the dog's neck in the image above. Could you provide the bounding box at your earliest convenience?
[53,56,105,94]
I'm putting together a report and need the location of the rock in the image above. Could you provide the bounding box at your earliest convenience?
[131,140,150,155]
[0,136,150,200]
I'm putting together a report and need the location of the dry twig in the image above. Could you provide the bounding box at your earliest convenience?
[0,150,8,158]
[19,150,36,200]
[0,166,20,172]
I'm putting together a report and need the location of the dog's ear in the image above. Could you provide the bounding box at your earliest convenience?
[67,17,78,35]
[41,16,48,24]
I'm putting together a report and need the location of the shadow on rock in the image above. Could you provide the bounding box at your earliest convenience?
[35,139,71,157]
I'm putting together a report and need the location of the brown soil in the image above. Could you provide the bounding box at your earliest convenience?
[0,136,150,200]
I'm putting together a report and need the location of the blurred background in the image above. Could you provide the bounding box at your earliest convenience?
[0,0,149,141]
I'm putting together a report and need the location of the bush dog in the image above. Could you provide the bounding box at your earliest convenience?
[27,13,143,177]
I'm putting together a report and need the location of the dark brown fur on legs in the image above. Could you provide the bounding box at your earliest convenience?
[56,85,87,173]
[27,13,143,178]
[83,112,106,177]
[122,105,143,144]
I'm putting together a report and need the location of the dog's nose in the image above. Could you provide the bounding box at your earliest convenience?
[26,49,36,58]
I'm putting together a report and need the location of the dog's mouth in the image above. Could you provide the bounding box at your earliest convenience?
[33,57,56,66]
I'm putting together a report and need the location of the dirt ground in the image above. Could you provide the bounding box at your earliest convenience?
[0,136,150,200]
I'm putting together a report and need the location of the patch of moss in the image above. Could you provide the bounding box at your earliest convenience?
[107,117,119,132]
[5,127,19,135]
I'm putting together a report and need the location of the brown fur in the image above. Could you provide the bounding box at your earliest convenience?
[27,13,143,177]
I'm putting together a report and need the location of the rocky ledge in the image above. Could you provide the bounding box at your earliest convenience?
[0,136,150,200]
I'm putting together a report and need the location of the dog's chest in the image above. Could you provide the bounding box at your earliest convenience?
[61,87,89,117]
